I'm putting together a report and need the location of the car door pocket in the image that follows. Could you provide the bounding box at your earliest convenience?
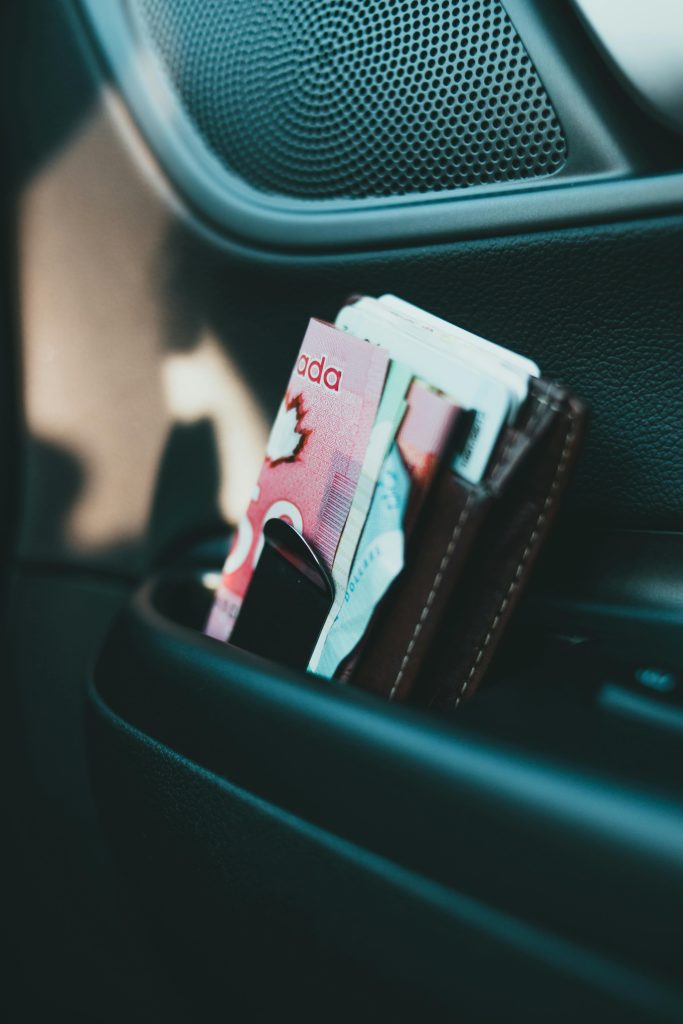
[86,560,683,1019]
[97,550,683,765]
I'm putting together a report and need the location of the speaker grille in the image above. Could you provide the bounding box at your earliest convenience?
[132,0,568,200]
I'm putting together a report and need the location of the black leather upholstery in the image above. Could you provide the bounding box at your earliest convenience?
[165,213,683,531]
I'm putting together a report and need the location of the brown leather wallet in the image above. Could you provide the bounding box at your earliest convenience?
[340,378,586,710]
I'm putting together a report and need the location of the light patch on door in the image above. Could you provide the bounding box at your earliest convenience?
[162,333,270,524]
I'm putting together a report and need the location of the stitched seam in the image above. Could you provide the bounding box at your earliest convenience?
[389,492,476,701]
[454,406,577,708]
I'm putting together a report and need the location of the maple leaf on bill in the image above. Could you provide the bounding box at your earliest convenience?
[265,392,312,467]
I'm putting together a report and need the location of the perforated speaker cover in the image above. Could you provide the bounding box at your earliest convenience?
[131,0,568,201]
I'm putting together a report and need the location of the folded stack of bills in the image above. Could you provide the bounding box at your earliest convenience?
[205,294,542,684]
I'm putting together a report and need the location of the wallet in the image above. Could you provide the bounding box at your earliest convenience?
[208,304,586,713]
[339,379,585,708]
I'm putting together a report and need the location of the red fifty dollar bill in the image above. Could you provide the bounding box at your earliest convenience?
[205,318,390,642]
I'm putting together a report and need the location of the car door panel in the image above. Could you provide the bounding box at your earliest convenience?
[3,0,683,1019]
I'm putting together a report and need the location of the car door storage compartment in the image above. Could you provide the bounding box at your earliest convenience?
[86,568,683,1021]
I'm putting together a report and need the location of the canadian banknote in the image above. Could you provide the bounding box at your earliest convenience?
[205,318,389,642]
[312,382,461,678]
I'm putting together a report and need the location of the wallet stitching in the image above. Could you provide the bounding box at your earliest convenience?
[453,402,577,707]
[389,491,476,701]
